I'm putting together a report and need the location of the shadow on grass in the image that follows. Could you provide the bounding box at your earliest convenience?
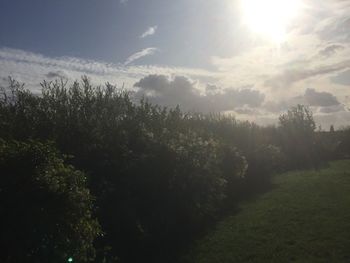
[173,174,277,263]
[165,161,335,263]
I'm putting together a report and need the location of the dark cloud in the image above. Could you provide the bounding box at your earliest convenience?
[45,70,67,79]
[265,60,350,89]
[134,74,171,94]
[134,75,200,110]
[304,88,339,107]
[318,44,344,57]
[134,74,265,113]
[264,89,340,113]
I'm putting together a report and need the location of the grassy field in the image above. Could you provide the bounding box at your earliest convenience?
[183,160,350,263]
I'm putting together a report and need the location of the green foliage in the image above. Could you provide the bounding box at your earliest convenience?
[279,104,316,132]
[336,127,350,158]
[0,77,249,262]
[0,77,339,262]
[278,105,319,168]
[0,140,101,263]
[244,144,286,187]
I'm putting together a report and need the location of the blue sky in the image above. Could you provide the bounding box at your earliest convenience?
[0,0,239,68]
[0,0,350,127]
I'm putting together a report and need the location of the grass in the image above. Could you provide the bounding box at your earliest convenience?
[182,160,350,263]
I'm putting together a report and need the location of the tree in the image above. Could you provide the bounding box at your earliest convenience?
[0,140,101,262]
[278,105,318,168]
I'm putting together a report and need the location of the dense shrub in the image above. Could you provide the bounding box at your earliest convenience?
[244,144,286,187]
[278,105,319,169]
[336,127,350,158]
[0,78,248,262]
[180,115,284,189]
[0,140,100,263]
[106,129,247,261]
[0,77,336,262]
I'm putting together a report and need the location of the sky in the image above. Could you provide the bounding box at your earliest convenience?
[0,0,349,128]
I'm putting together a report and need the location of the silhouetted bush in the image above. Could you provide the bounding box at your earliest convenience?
[245,144,286,187]
[0,139,100,263]
[0,78,249,262]
[278,105,320,169]
[336,127,350,158]
[0,77,336,262]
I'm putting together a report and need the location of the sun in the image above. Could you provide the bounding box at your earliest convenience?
[241,0,302,43]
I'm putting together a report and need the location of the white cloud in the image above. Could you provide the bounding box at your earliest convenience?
[0,47,219,92]
[140,26,158,39]
[124,47,158,65]
[208,0,350,116]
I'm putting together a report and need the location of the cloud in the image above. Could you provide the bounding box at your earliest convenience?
[208,87,265,110]
[45,70,68,79]
[319,104,345,114]
[208,0,350,113]
[264,60,350,89]
[124,48,158,65]
[304,88,339,107]
[0,43,349,128]
[134,75,201,111]
[316,15,350,42]
[314,110,350,130]
[331,69,350,86]
[0,47,219,92]
[318,44,345,57]
[263,88,341,115]
[120,0,128,4]
[263,97,306,113]
[140,26,158,39]
[133,74,169,93]
[134,74,265,112]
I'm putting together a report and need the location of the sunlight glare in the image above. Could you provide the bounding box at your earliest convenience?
[241,0,302,43]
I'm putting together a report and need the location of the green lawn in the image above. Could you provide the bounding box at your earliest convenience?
[183,160,350,263]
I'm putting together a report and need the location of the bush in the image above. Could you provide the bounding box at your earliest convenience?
[278,105,319,169]
[0,78,249,262]
[0,140,101,263]
[336,127,350,158]
[0,77,332,262]
[245,144,286,187]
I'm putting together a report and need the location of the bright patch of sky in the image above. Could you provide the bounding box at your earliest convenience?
[0,0,349,128]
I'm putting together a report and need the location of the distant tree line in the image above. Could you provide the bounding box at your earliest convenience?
[0,77,349,262]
